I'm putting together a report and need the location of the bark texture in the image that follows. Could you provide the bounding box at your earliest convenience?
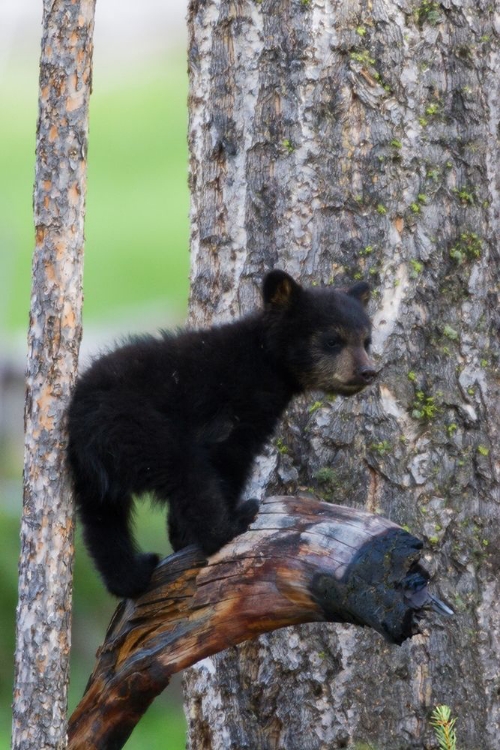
[185,0,500,748]
[68,496,439,750]
[12,2,95,748]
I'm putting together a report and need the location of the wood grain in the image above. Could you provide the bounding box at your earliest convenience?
[68,495,435,750]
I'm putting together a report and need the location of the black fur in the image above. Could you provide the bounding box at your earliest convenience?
[67,271,376,597]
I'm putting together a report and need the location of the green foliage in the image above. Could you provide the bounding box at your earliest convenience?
[371,440,391,456]
[411,390,439,421]
[314,467,339,501]
[84,64,190,320]
[1,58,190,333]
[453,186,475,205]
[442,325,459,341]
[430,705,458,750]
[416,0,443,26]
[315,467,337,485]
[449,232,482,263]
[308,400,324,414]
[350,50,376,66]
[0,513,24,745]
[425,102,440,116]
[276,437,289,454]
[410,259,423,277]
[359,245,374,255]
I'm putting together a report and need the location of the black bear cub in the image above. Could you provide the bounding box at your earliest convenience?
[67,270,377,598]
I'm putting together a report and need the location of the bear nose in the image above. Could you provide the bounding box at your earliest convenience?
[358,366,378,384]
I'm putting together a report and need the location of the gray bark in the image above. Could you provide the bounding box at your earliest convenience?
[185,0,500,748]
[12,1,95,748]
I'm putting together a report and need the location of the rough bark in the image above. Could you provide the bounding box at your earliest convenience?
[12,2,95,748]
[185,0,499,748]
[68,495,443,750]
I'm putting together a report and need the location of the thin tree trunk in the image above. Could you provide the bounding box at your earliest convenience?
[185,1,499,748]
[12,2,95,748]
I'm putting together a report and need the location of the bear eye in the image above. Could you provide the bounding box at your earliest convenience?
[324,335,342,352]
[364,337,372,351]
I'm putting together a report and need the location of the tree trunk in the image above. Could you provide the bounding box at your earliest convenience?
[184,1,499,748]
[12,2,95,748]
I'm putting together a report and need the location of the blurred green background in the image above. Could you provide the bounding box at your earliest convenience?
[1,3,190,748]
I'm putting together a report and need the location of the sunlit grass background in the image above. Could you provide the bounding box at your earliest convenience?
[1,6,190,746]
[1,61,190,332]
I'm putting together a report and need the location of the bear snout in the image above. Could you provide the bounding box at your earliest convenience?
[358,365,378,384]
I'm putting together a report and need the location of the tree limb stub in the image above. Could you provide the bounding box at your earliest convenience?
[68,495,448,750]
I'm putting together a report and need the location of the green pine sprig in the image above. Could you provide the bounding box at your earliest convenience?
[430,705,457,750]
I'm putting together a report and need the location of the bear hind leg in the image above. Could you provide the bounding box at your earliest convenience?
[77,491,159,598]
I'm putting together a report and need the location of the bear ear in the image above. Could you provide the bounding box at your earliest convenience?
[263,270,302,310]
[347,281,370,308]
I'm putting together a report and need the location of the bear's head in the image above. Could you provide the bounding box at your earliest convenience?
[263,270,378,395]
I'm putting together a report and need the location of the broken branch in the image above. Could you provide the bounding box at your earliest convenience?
[68,495,445,750]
